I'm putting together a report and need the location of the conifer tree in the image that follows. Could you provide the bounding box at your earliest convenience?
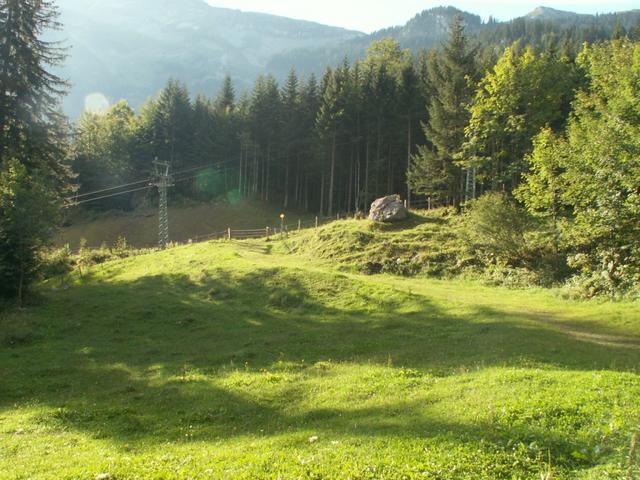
[297,74,319,210]
[147,79,194,171]
[250,75,281,201]
[398,62,422,205]
[316,64,347,216]
[192,95,216,166]
[409,16,477,207]
[214,75,235,115]
[0,0,69,184]
[211,78,238,172]
[0,0,70,302]
[281,68,301,207]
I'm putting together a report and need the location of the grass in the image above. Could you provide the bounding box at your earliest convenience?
[284,209,466,277]
[57,200,314,249]
[2,230,640,479]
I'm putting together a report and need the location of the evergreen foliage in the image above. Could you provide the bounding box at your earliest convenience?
[0,160,60,305]
[408,16,478,207]
[0,0,70,301]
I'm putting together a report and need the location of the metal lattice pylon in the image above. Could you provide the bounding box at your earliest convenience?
[151,160,174,249]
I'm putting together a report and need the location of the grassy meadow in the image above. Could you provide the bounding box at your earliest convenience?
[2,224,640,479]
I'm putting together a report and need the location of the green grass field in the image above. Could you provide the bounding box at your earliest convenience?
[2,226,640,479]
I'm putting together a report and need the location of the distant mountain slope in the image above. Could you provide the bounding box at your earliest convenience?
[52,1,640,118]
[269,5,640,79]
[525,6,589,20]
[54,0,363,117]
[267,7,483,75]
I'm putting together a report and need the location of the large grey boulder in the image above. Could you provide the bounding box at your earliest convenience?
[368,195,408,222]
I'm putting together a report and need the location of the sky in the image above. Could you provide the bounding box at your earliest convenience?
[206,1,639,33]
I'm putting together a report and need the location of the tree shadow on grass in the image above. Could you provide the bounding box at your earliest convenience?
[1,267,639,468]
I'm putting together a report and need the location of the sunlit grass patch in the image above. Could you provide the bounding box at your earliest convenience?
[1,239,639,478]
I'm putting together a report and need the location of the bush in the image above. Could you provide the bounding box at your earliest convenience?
[41,245,74,282]
[461,193,572,287]
[563,252,640,299]
[462,193,533,267]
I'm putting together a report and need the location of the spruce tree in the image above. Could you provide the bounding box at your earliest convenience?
[281,69,301,207]
[316,65,347,216]
[250,75,281,201]
[398,62,422,205]
[0,0,69,185]
[192,95,216,168]
[408,15,477,207]
[297,75,319,210]
[148,79,194,170]
[0,0,70,302]
[214,75,235,115]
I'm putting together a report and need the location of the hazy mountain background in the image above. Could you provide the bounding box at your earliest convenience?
[53,0,363,117]
[52,0,640,118]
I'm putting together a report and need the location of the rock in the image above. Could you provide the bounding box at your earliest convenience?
[95,474,112,480]
[368,195,408,222]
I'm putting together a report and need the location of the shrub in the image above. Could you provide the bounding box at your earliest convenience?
[41,245,74,282]
[462,193,533,267]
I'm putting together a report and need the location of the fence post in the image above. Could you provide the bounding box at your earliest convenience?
[428,197,431,210]
[227,228,231,240]
[266,226,270,239]
[315,216,318,229]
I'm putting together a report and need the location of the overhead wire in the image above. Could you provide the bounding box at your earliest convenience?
[67,177,152,200]
[65,185,154,207]
[64,161,244,208]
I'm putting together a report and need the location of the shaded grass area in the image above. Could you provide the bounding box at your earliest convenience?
[1,241,640,479]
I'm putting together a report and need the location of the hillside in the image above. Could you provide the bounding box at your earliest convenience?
[52,0,363,117]
[267,7,484,74]
[267,5,640,81]
[2,218,640,478]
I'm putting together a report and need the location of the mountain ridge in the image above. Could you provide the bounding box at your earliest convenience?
[52,2,640,118]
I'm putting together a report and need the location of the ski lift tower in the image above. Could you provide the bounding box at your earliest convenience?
[151,160,174,249]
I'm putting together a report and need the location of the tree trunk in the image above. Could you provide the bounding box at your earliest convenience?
[304,172,309,212]
[238,140,243,195]
[347,145,353,214]
[376,120,382,199]
[284,154,289,208]
[355,149,361,213]
[17,260,24,309]
[320,170,325,216]
[265,143,271,202]
[328,131,336,217]
[364,135,370,212]
[387,142,393,194]
[294,154,300,208]
[406,117,412,208]
[253,143,258,195]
